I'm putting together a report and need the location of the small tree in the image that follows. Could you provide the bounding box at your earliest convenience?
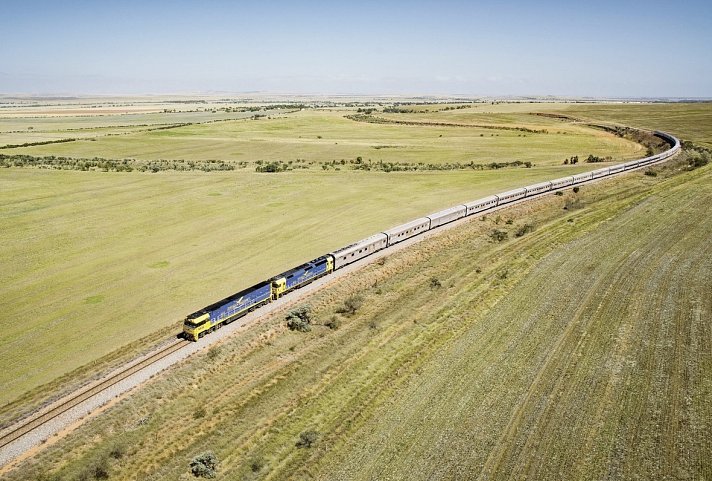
[190,451,218,478]
[337,295,364,316]
[286,306,312,332]
[296,430,319,448]
[489,229,508,242]
[515,224,535,237]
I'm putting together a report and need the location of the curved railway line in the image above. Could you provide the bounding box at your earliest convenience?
[0,128,681,467]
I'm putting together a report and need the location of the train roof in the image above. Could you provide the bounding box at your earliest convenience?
[426,204,466,219]
[330,233,387,256]
[187,279,271,319]
[463,195,498,207]
[271,255,331,280]
[497,187,526,197]
[383,217,430,235]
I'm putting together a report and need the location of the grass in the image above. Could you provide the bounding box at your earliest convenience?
[1,99,707,479]
[558,102,712,147]
[7,152,709,481]
[0,164,597,409]
[1,108,643,166]
[0,101,637,411]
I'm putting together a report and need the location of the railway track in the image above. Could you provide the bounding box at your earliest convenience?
[0,338,190,450]
[0,129,681,464]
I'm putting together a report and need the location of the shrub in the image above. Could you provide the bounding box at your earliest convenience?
[515,224,535,237]
[194,407,207,419]
[91,459,110,480]
[429,277,442,288]
[190,451,218,478]
[109,442,126,460]
[286,306,312,332]
[572,186,580,193]
[489,229,508,242]
[644,170,657,177]
[325,315,342,330]
[554,191,564,196]
[296,430,319,448]
[337,295,364,316]
[79,455,110,480]
[250,457,265,473]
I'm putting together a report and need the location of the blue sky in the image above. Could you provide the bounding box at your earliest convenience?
[2,0,711,97]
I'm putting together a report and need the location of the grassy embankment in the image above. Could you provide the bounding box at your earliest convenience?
[6,127,710,480]
[0,102,640,414]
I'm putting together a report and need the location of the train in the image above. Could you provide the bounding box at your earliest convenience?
[182,130,680,341]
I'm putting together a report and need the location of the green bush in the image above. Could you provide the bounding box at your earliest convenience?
[296,430,319,448]
[109,442,126,460]
[286,306,312,332]
[489,229,508,242]
[515,224,535,237]
[190,451,218,478]
[337,295,364,316]
[250,456,265,473]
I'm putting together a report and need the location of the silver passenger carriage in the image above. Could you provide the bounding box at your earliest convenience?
[427,205,466,229]
[330,233,388,269]
[609,164,625,174]
[591,167,610,179]
[572,172,593,183]
[464,195,498,216]
[383,218,431,246]
[550,176,574,190]
[496,187,526,204]
[524,181,553,197]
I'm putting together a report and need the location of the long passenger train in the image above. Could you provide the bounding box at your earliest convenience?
[183,131,680,341]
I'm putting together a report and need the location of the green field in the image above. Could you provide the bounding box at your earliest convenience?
[1,100,709,480]
[558,102,712,148]
[7,139,709,481]
[2,107,643,166]
[0,101,645,410]
[0,165,598,408]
